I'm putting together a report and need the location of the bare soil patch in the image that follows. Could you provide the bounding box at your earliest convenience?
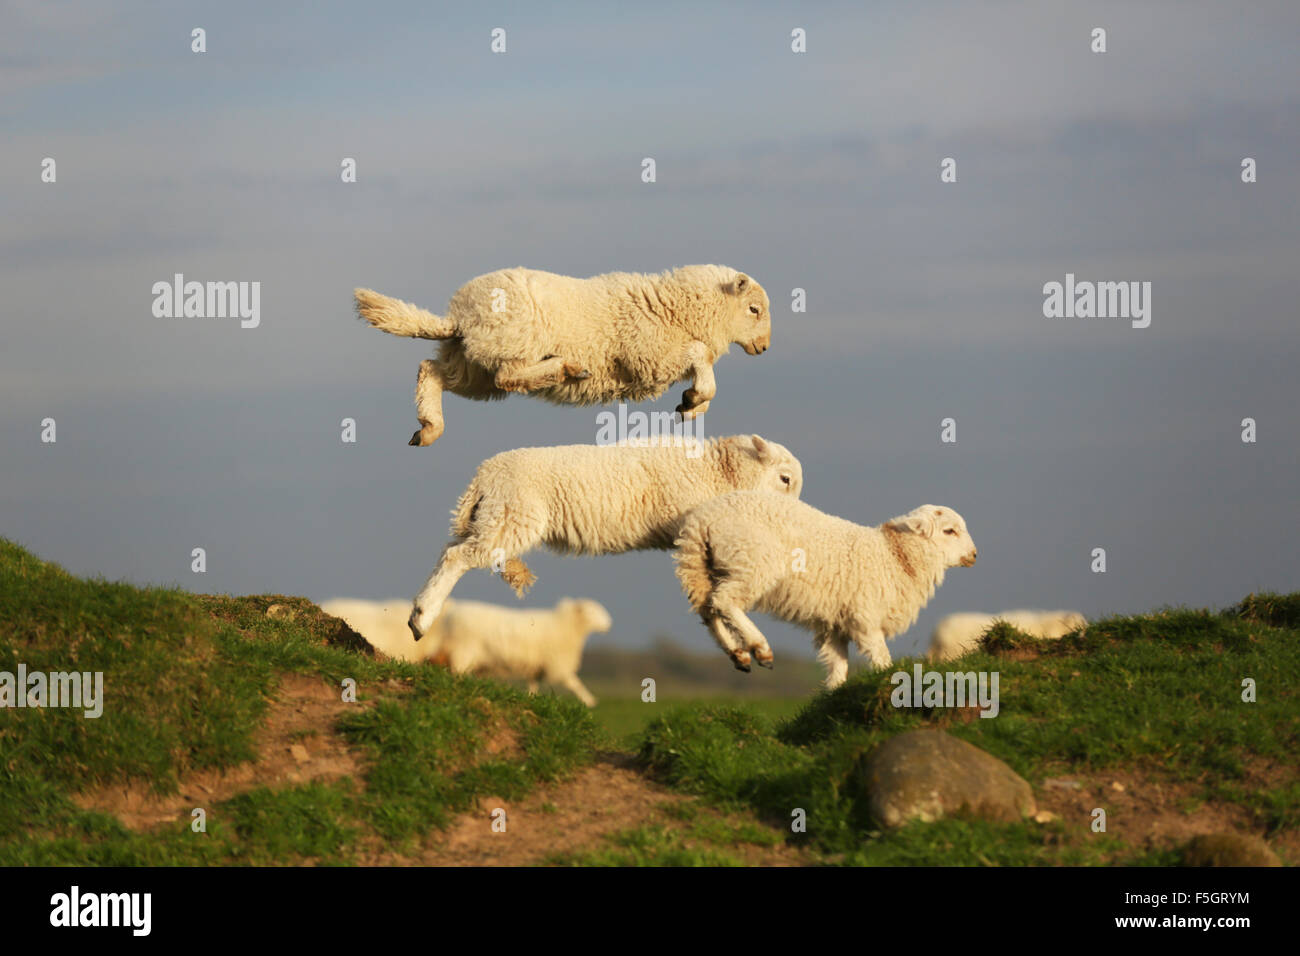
[1034,761,1296,862]
[366,752,808,867]
[75,673,371,830]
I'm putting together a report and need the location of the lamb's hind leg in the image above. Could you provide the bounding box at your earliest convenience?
[494,357,589,393]
[410,359,447,447]
[702,610,752,672]
[709,585,775,669]
[410,541,480,639]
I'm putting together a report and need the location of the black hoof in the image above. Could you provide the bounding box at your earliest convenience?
[733,660,751,673]
[757,658,774,670]
[408,432,421,446]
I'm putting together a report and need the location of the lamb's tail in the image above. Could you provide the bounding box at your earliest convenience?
[354,288,457,339]
[450,479,484,538]
[673,519,716,613]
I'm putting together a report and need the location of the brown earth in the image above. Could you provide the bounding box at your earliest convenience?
[73,673,379,830]
[363,751,809,867]
[1033,760,1296,862]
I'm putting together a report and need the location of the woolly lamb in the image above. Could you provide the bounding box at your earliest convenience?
[928,610,1087,662]
[408,435,802,639]
[320,597,611,706]
[674,493,977,688]
[354,265,771,446]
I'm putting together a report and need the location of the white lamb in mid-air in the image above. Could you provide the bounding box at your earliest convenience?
[353,265,771,446]
[928,610,1087,662]
[407,435,803,640]
[674,493,978,688]
[319,596,612,707]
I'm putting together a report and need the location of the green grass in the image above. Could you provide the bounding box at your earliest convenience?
[589,694,806,746]
[3,536,1295,866]
[634,606,1300,864]
[0,538,598,865]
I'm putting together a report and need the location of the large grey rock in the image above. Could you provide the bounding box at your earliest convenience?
[1182,833,1281,867]
[857,730,1037,828]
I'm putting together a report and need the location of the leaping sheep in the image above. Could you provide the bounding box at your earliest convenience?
[408,435,802,640]
[674,493,977,688]
[354,265,771,446]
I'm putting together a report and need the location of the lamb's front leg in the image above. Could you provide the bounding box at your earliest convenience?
[559,673,598,708]
[675,341,717,420]
[814,630,851,689]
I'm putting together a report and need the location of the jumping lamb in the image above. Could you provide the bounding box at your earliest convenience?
[320,596,611,706]
[674,493,977,688]
[353,265,771,446]
[928,610,1087,662]
[408,435,802,640]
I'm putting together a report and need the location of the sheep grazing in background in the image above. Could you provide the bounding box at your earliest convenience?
[408,435,803,640]
[928,610,1087,662]
[434,598,611,707]
[354,265,771,446]
[320,596,612,707]
[674,494,977,688]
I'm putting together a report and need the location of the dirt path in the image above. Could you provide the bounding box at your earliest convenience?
[368,752,809,866]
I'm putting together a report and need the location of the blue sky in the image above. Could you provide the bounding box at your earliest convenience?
[2,1,1297,664]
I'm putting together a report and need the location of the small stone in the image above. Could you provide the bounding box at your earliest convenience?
[267,603,296,620]
[1033,811,1060,823]
[1110,781,1126,792]
[289,744,310,764]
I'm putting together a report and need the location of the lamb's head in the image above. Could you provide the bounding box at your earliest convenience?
[720,269,771,356]
[885,505,977,568]
[561,598,613,635]
[725,434,802,498]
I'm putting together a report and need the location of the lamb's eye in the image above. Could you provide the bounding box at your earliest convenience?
[943,528,958,535]
[749,305,760,315]
[780,475,791,485]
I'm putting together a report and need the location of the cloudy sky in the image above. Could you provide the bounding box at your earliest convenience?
[3,0,1297,665]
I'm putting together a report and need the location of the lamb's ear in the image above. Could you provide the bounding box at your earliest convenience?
[728,273,750,295]
[750,434,774,463]
[887,508,936,538]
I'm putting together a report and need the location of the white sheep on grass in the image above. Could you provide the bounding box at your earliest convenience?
[674,493,978,688]
[354,265,771,446]
[320,596,612,707]
[408,435,802,639]
[928,610,1087,662]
